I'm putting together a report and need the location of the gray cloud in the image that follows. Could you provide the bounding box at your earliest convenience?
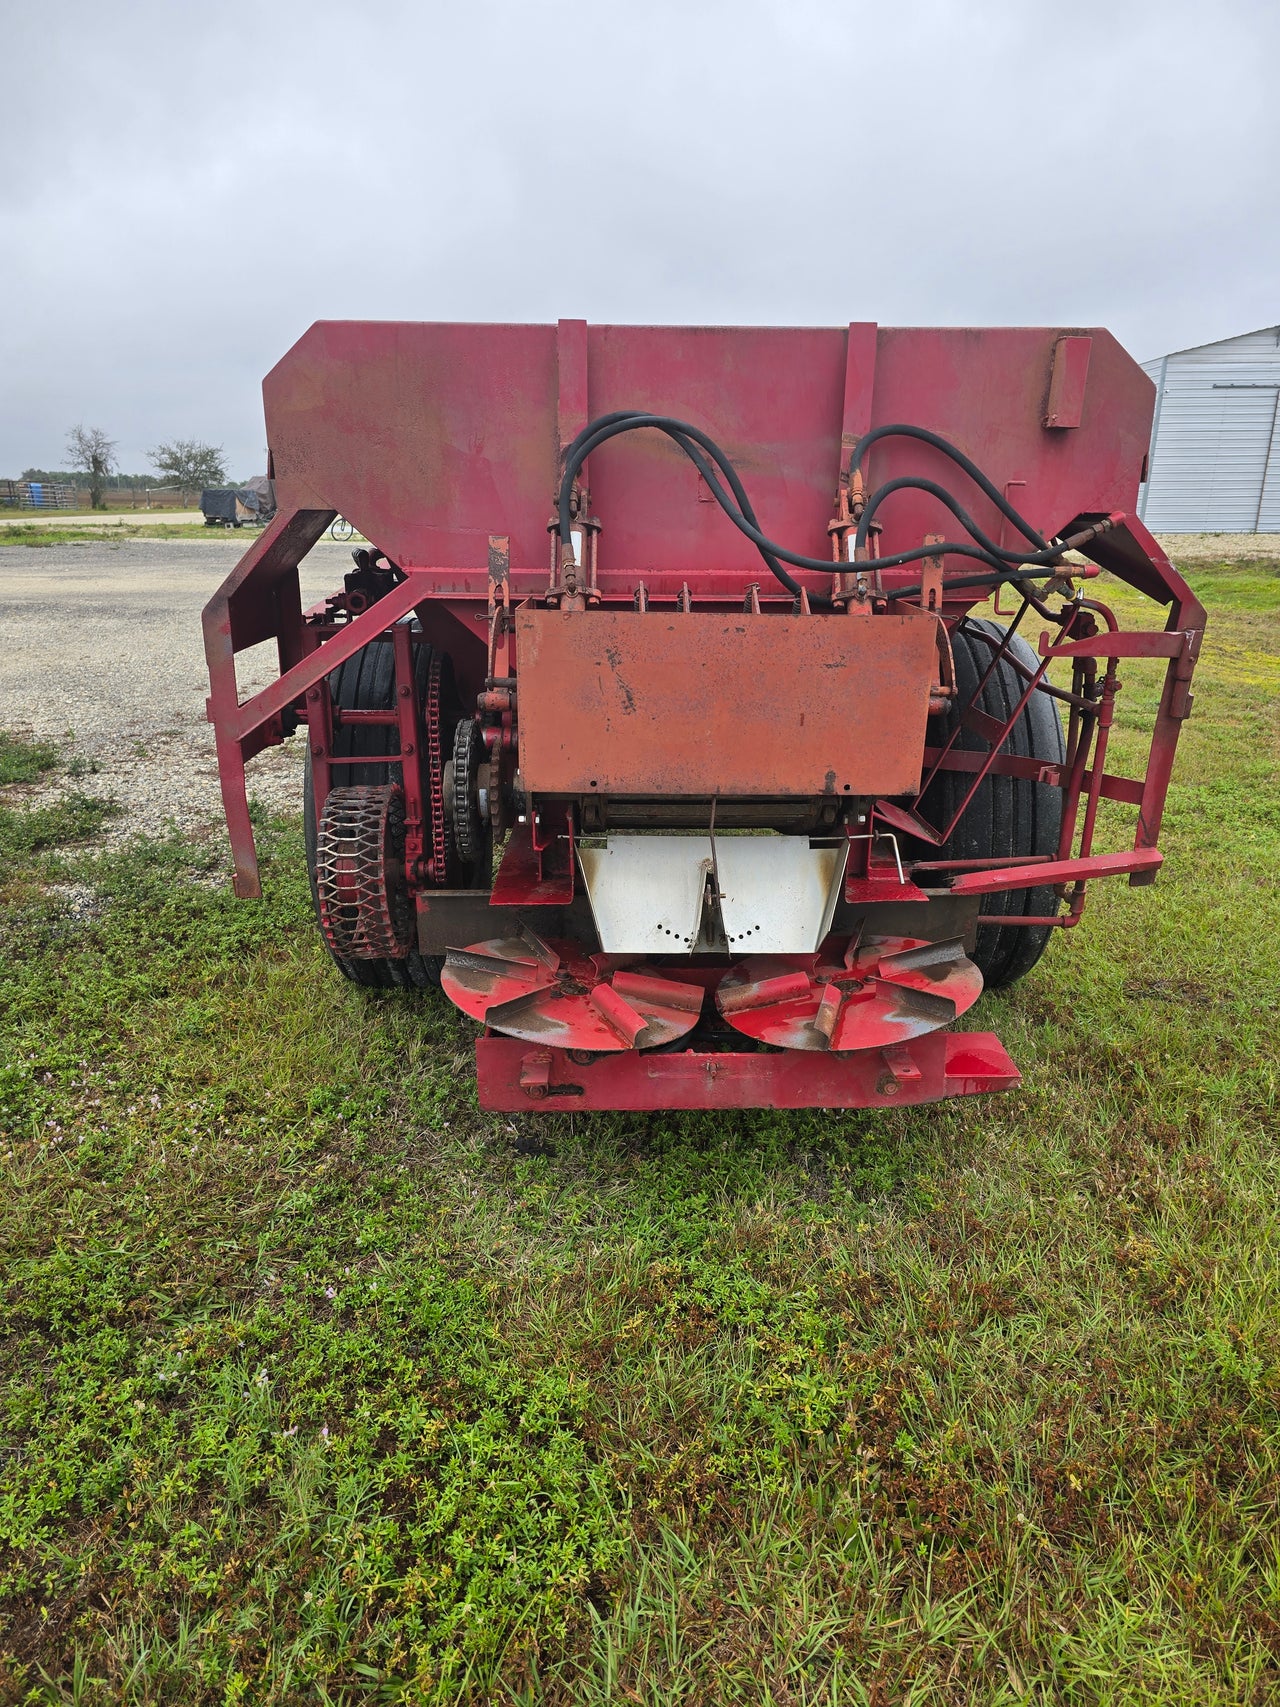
[4,0,1277,477]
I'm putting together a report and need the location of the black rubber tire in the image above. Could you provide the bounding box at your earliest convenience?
[919,618,1066,989]
[303,631,454,991]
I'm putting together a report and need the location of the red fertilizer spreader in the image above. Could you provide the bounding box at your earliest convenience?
[204,320,1203,1112]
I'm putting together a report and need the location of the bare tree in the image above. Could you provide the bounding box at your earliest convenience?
[66,425,118,510]
[148,439,227,507]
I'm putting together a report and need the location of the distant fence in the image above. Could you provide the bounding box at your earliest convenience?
[0,480,77,509]
[0,482,201,510]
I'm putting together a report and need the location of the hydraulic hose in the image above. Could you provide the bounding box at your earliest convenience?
[560,412,840,577]
[560,410,825,603]
[845,423,1049,552]
[557,412,1068,600]
[854,477,1069,565]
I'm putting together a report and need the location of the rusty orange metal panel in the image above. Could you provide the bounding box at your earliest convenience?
[515,610,936,797]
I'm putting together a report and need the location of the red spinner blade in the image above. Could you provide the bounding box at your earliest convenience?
[441,934,705,1051]
[715,935,984,1053]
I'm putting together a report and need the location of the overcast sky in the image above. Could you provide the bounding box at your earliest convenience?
[4,0,1277,479]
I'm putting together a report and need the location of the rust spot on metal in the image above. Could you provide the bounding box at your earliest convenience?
[604,644,637,715]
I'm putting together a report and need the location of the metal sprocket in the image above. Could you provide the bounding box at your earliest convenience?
[452,717,485,863]
[314,783,414,960]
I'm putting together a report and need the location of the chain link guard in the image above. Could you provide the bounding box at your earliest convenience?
[315,784,415,960]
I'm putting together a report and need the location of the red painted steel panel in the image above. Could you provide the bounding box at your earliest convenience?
[475,1029,1020,1111]
[582,324,848,579]
[863,328,1149,566]
[259,321,1155,591]
[264,321,560,575]
[514,607,937,796]
[1044,336,1093,428]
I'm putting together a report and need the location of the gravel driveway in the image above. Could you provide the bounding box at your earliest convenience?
[0,537,349,854]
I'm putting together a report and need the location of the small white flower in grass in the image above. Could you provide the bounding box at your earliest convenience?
[325,1286,336,1300]
[320,1425,329,1441]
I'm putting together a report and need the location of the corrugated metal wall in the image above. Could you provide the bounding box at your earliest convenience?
[1139,325,1280,531]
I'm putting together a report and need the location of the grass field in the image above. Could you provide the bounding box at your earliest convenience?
[0,559,1277,1705]
[0,523,365,549]
[0,524,225,548]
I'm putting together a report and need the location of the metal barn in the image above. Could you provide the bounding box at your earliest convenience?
[1139,324,1280,531]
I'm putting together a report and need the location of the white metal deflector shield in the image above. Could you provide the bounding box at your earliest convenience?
[576,835,849,956]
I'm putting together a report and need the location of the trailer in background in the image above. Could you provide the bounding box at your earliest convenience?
[201,479,276,528]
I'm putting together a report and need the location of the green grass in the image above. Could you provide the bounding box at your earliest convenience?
[0,736,117,860]
[0,735,59,788]
[0,524,237,548]
[0,795,119,861]
[0,521,362,549]
[0,561,1277,1704]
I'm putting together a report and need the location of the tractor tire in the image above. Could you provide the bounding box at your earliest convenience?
[303,631,456,991]
[921,618,1066,990]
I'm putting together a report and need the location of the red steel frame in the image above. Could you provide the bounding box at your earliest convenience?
[203,320,1205,1112]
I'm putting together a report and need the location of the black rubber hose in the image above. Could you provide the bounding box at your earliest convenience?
[558,413,1064,592]
[566,415,1048,557]
[561,414,1038,580]
[561,412,865,582]
[561,413,768,557]
[854,476,1061,565]
[846,423,1049,551]
[560,411,824,602]
[671,432,827,604]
